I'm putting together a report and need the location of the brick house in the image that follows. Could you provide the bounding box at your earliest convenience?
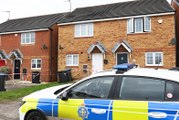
[172,0,179,66]
[57,0,176,79]
[0,13,67,82]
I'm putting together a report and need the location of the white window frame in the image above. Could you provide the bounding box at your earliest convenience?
[21,32,35,44]
[145,52,163,66]
[31,59,42,70]
[134,18,143,33]
[144,17,151,32]
[66,54,79,66]
[127,17,151,34]
[75,23,94,37]
[127,18,134,33]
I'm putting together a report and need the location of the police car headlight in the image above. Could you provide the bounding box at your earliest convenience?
[19,100,26,107]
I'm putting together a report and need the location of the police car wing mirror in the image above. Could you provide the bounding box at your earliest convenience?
[61,91,69,101]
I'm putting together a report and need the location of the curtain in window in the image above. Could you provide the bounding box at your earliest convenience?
[144,17,151,31]
[135,18,143,32]
[127,19,133,33]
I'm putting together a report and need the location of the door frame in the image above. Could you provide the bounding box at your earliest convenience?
[116,52,129,65]
[13,59,21,80]
[92,53,104,73]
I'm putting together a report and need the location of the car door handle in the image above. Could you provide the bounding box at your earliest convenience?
[91,108,106,114]
[148,112,167,118]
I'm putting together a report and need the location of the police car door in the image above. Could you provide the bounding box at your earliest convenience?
[56,76,116,120]
[112,76,179,120]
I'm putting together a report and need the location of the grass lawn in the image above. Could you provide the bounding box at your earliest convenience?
[0,82,60,102]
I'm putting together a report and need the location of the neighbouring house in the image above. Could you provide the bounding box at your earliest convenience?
[172,0,179,67]
[57,0,176,80]
[0,12,68,82]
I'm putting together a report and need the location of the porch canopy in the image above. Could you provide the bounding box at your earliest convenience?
[112,40,133,53]
[0,50,8,59]
[8,49,23,63]
[87,41,106,54]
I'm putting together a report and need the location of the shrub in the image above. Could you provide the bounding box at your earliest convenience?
[0,66,10,74]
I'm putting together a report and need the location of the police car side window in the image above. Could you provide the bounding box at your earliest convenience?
[165,81,179,101]
[119,77,165,101]
[68,77,114,99]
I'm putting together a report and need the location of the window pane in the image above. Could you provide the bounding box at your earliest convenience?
[37,60,41,68]
[75,25,80,36]
[73,55,78,65]
[26,33,30,43]
[166,81,179,100]
[135,18,143,32]
[120,77,165,100]
[127,19,133,33]
[66,55,72,66]
[155,53,162,65]
[144,17,151,31]
[31,32,35,43]
[21,34,26,43]
[88,23,93,36]
[146,53,153,64]
[69,77,115,99]
[32,59,36,68]
[81,24,86,36]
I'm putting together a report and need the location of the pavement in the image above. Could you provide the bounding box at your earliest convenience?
[0,80,41,120]
[0,101,19,120]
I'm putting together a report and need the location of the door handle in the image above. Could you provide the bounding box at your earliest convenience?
[91,108,106,114]
[148,112,167,118]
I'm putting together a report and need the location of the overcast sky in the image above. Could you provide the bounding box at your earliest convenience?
[0,0,172,23]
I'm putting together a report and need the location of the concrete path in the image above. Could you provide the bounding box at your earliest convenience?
[0,80,41,120]
[0,101,19,120]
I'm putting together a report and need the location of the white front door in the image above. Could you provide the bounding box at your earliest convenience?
[92,53,103,74]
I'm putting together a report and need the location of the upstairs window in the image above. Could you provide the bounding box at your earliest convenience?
[66,54,79,66]
[127,17,151,33]
[145,52,163,66]
[21,32,35,44]
[75,23,93,37]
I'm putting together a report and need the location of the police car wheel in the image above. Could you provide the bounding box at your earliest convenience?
[25,111,46,120]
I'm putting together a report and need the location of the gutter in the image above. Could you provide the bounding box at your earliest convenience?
[0,28,49,35]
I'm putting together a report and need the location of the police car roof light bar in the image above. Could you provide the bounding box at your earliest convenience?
[113,63,136,74]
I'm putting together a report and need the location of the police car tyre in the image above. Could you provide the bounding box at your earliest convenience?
[25,111,46,120]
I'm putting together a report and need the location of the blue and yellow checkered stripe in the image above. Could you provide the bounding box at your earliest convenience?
[21,98,179,120]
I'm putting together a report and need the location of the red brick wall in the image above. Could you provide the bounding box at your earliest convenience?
[0,30,52,82]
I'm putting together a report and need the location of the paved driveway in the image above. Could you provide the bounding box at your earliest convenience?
[0,80,39,120]
[0,101,19,120]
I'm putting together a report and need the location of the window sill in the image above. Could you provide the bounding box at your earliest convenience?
[31,68,41,71]
[127,31,151,35]
[145,64,163,67]
[21,43,35,46]
[66,66,79,68]
[74,36,93,39]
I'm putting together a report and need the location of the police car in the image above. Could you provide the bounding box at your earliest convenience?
[19,64,179,120]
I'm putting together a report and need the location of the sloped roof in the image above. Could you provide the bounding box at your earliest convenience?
[59,0,174,24]
[0,50,7,59]
[87,41,106,54]
[8,49,23,59]
[112,40,133,53]
[0,12,68,33]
